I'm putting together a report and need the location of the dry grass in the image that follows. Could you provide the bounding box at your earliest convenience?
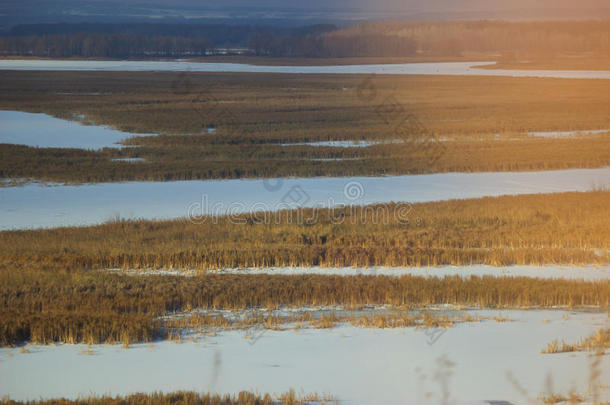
[0,71,609,183]
[0,391,335,405]
[348,311,468,329]
[1,266,608,346]
[0,192,607,346]
[1,192,607,270]
[538,392,587,404]
[163,309,481,334]
[542,328,610,354]
[541,339,579,354]
[3,67,609,138]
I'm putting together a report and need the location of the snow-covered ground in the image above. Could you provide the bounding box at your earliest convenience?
[529,129,610,138]
[1,167,608,230]
[0,310,607,404]
[206,264,610,281]
[111,157,148,163]
[161,304,474,327]
[2,60,610,79]
[281,140,380,148]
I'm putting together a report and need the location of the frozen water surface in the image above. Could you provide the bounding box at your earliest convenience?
[0,310,607,404]
[1,60,610,79]
[529,129,610,138]
[282,140,380,148]
[111,157,148,163]
[208,264,610,281]
[0,111,156,149]
[1,167,608,230]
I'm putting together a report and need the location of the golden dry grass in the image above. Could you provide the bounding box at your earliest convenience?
[1,71,609,183]
[0,391,333,405]
[542,328,610,354]
[1,191,606,346]
[1,268,608,346]
[163,309,479,334]
[1,192,607,270]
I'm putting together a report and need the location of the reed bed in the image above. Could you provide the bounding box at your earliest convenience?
[538,392,587,404]
[347,311,466,329]
[0,391,334,405]
[1,266,608,346]
[3,71,609,139]
[541,328,610,354]
[1,192,608,346]
[2,136,609,183]
[1,71,609,183]
[1,192,608,270]
[162,309,479,334]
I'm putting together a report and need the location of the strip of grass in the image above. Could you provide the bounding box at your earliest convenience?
[1,267,608,346]
[3,72,609,138]
[0,391,330,405]
[1,71,609,183]
[1,192,608,346]
[2,192,607,270]
[162,309,479,336]
[541,328,610,354]
[2,136,609,183]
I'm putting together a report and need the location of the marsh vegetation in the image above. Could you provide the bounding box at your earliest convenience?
[2,192,607,270]
[542,328,609,354]
[161,307,478,337]
[1,71,609,183]
[0,391,333,405]
[1,191,607,345]
[2,15,610,405]
[2,310,606,404]
[1,266,608,346]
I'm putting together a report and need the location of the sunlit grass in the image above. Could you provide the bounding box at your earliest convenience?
[1,267,607,346]
[0,390,336,405]
[542,328,610,354]
[1,192,607,270]
[1,71,609,183]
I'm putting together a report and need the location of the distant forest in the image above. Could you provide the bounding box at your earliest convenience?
[0,23,335,58]
[1,21,609,58]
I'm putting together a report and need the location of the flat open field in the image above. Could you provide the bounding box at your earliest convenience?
[1,31,610,405]
[1,190,608,345]
[1,70,609,183]
[2,262,608,346]
[3,12,610,405]
[2,191,608,270]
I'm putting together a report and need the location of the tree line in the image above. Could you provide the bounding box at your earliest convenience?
[0,23,336,58]
[0,33,214,58]
[3,22,337,46]
[1,21,609,58]
[249,20,610,57]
